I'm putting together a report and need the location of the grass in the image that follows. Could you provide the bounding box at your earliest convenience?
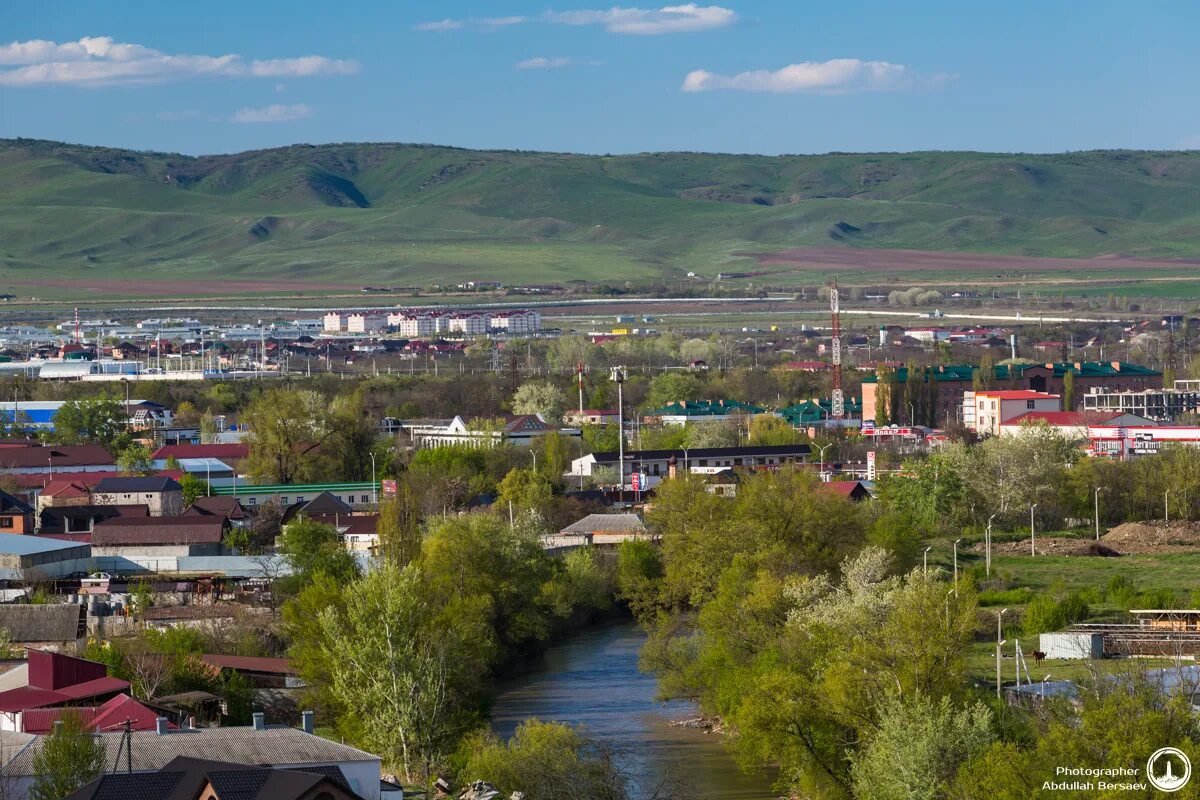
[3,139,1200,298]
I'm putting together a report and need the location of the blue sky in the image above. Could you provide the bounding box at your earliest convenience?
[2,1,1198,155]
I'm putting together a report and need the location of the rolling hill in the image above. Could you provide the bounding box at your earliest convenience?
[2,138,1199,296]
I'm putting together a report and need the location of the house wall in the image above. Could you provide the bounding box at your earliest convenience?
[92,490,182,516]
[0,513,32,535]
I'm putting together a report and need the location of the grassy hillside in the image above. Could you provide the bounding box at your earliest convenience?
[2,139,1199,295]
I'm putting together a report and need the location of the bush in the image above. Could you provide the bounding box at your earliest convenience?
[978,587,1035,607]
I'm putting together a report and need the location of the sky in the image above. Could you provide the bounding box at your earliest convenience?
[1,0,1198,156]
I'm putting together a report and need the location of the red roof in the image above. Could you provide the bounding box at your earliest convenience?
[20,693,172,733]
[53,675,131,701]
[0,445,114,471]
[12,470,184,491]
[974,390,1060,400]
[29,649,106,690]
[152,443,249,461]
[92,516,226,546]
[0,686,68,713]
[1001,411,1092,426]
[201,654,296,675]
[41,480,90,498]
[20,706,100,733]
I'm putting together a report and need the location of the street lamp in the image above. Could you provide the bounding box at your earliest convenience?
[610,366,627,503]
[369,452,378,505]
[953,538,962,596]
[682,447,689,476]
[530,449,537,472]
[908,402,916,426]
[1094,487,1103,541]
[1165,490,1171,523]
[986,514,997,577]
[923,546,932,577]
[1030,503,1038,557]
[817,443,833,482]
[1041,673,1052,699]
[996,608,1009,699]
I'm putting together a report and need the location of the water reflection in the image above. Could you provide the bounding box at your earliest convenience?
[490,623,777,800]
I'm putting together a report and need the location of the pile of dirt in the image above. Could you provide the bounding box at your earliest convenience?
[1102,520,1200,554]
[986,537,1084,556]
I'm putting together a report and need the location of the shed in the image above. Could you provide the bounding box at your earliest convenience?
[0,605,86,649]
[1040,631,1105,660]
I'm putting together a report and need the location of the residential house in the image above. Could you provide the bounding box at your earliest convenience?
[3,717,384,800]
[20,692,173,735]
[393,414,579,448]
[346,313,386,334]
[184,495,250,527]
[0,444,116,476]
[200,654,300,689]
[998,410,1128,440]
[322,312,347,333]
[821,480,873,502]
[0,651,130,732]
[570,444,812,490]
[209,482,378,510]
[488,310,541,334]
[558,514,650,546]
[91,516,229,570]
[0,492,33,535]
[92,476,184,516]
[445,312,488,336]
[563,409,620,426]
[39,504,149,535]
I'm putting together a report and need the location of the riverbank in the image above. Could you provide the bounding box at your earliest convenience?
[489,622,777,800]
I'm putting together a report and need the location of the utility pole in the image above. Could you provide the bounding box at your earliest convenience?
[1030,503,1038,556]
[1094,487,1103,540]
[986,514,996,577]
[610,366,627,506]
[996,609,1008,699]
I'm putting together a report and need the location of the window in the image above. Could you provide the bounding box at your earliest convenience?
[699,459,708,466]
[1026,400,1035,409]
[362,495,369,503]
[0,518,11,528]
[281,497,289,505]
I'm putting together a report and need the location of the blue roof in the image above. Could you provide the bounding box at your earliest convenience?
[0,536,89,556]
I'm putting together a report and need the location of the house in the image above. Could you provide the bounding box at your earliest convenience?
[2,717,384,800]
[184,495,250,526]
[0,536,92,582]
[0,492,33,534]
[39,503,149,534]
[963,390,1062,436]
[153,442,249,465]
[92,476,184,516]
[0,607,87,653]
[282,492,355,524]
[0,651,130,731]
[209,482,379,510]
[346,313,386,334]
[68,755,368,800]
[558,514,650,546]
[19,692,172,734]
[997,410,1123,440]
[32,470,186,512]
[1087,425,1200,458]
[91,516,229,570]
[570,444,813,490]
[820,480,872,502]
[563,409,620,426]
[322,312,347,332]
[779,398,864,426]
[1081,380,1200,422]
[392,414,579,448]
[200,654,300,689]
[298,513,379,552]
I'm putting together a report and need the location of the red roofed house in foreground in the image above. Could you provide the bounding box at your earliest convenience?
[0,650,132,732]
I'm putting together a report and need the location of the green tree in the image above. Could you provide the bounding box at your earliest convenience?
[512,380,568,424]
[179,472,209,506]
[376,488,424,567]
[46,397,129,450]
[748,415,803,445]
[645,372,703,410]
[117,443,155,475]
[278,518,359,586]
[243,388,335,484]
[457,720,626,800]
[30,711,106,800]
[1062,368,1077,410]
[496,467,555,518]
[850,693,993,800]
[318,563,493,781]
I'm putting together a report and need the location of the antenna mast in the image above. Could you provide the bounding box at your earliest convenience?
[830,280,844,419]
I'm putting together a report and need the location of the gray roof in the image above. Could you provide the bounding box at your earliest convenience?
[561,513,647,535]
[0,535,88,556]
[93,476,182,493]
[2,726,379,777]
[0,603,85,643]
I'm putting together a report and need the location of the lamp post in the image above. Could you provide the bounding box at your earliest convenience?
[953,538,962,596]
[923,546,932,577]
[610,366,627,504]
[1165,490,1171,523]
[1041,673,1052,699]
[908,402,916,426]
[530,449,537,472]
[1030,503,1038,557]
[817,442,833,482]
[682,447,689,476]
[986,514,996,577]
[996,608,1008,699]
[369,452,377,505]
[1094,487,1103,541]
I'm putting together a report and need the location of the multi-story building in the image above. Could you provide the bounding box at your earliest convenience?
[386,312,438,338]
[1082,380,1200,422]
[963,390,1062,436]
[346,314,386,334]
[322,312,346,333]
[862,361,1161,425]
[446,313,488,336]
[489,310,542,334]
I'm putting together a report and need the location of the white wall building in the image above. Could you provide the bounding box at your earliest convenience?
[322,312,346,333]
[447,313,488,336]
[387,312,438,338]
[489,310,542,334]
[346,313,386,334]
[963,390,1062,436]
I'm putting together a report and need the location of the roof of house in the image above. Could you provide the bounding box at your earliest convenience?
[0,444,114,471]
[0,491,32,516]
[12,470,185,492]
[93,476,183,493]
[0,535,89,556]
[40,479,91,498]
[0,604,85,644]
[1000,411,1108,427]
[301,513,378,536]
[821,480,872,499]
[3,726,379,777]
[561,514,647,535]
[92,516,226,546]
[645,399,766,417]
[201,654,296,675]
[184,496,248,521]
[39,504,149,532]
[153,443,250,462]
[863,361,1161,384]
[65,755,361,800]
[281,492,354,523]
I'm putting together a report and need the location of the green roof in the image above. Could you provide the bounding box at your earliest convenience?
[863,361,1160,384]
[212,481,378,496]
[645,399,765,416]
[780,398,863,424]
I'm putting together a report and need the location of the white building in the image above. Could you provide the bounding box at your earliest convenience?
[347,313,386,334]
[963,390,1062,436]
[387,312,438,338]
[322,312,346,333]
[447,313,488,336]
[489,310,542,334]
[1088,424,1200,458]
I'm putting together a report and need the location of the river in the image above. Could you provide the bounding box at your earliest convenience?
[490,622,778,799]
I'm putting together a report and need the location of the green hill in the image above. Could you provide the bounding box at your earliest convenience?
[2,139,1200,294]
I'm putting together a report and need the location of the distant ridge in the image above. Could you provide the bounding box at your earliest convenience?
[2,138,1199,289]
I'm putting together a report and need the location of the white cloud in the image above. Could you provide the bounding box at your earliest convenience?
[0,36,358,87]
[480,16,527,27]
[516,57,572,70]
[414,18,464,31]
[546,4,736,34]
[682,59,916,94]
[230,103,312,123]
